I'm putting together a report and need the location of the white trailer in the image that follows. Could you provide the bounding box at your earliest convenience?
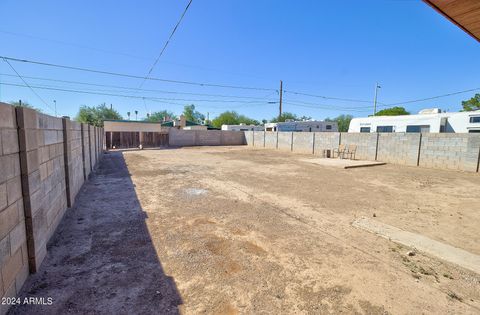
[348,110,480,133]
[264,120,338,132]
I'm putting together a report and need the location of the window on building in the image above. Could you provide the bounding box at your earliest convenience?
[469,130,480,133]
[470,116,480,123]
[326,125,332,130]
[360,127,371,133]
[406,125,430,133]
[376,126,393,133]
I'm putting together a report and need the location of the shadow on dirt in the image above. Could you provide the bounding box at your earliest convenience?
[9,152,182,314]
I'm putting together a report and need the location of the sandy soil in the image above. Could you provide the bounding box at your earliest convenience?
[9,146,480,314]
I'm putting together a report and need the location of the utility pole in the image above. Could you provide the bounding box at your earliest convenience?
[373,83,381,115]
[53,100,57,117]
[278,80,283,121]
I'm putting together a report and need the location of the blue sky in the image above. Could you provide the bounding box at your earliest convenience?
[0,0,479,121]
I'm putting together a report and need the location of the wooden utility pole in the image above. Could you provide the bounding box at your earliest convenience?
[279,80,283,121]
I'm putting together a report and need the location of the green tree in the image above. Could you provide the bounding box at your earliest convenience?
[374,106,410,116]
[270,112,298,123]
[325,114,353,132]
[75,103,122,127]
[182,104,205,123]
[211,111,260,128]
[461,93,480,111]
[145,110,177,122]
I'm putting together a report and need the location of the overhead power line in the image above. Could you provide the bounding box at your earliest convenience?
[2,58,55,114]
[139,0,193,88]
[0,72,274,100]
[283,100,371,113]
[0,56,275,91]
[1,82,276,107]
[383,87,480,107]
[283,90,376,104]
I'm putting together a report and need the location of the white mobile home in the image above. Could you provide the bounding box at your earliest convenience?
[348,109,480,133]
[264,120,338,132]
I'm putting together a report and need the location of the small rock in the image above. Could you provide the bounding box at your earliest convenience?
[407,251,416,257]
[373,213,376,217]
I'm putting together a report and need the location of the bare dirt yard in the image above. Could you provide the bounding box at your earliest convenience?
[10,146,480,314]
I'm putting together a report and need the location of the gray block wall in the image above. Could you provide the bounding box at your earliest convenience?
[377,133,421,166]
[82,124,91,178]
[277,132,292,151]
[244,131,254,146]
[340,133,378,160]
[243,130,480,173]
[264,132,277,149]
[168,129,246,146]
[313,132,341,156]
[419,134,469,171]
[253,131,265,148]
[0,104,29,315]
[292,133,314,154]
[0,102,103,315]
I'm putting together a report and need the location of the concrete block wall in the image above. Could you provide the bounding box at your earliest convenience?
[313,132,340,156]
[292,133,314,154]
[168,129,246,146]
[419,134,468,171]
[243,130,480,173]
[0,102,103,315]
[63,120,84,207]
[17,109,68,273]
[340,133,378,161]
[244,131,254,146]
[264,132,277,149]
[82,123,91,178]
[252,131,265,148]
[277,132,292,151]
[377,133,421,166]
[0,104,29,315]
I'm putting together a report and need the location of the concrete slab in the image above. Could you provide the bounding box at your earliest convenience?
[300,158,386,169]
[352,217,480,274]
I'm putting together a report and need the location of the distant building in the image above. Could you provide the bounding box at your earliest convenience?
[348,109,480,133]
[221,124,264,131]
[264,120,338,132]
[103,120,168,148]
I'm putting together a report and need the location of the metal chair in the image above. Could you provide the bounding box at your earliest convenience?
[344,144,357,160]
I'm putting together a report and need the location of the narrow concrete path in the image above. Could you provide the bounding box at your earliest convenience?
[9,152,182,315]
[353,217,480,274]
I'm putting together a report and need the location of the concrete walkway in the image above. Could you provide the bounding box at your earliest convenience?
[9,152,182,314]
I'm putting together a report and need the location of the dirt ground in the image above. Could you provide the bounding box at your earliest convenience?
[9,146,480,314]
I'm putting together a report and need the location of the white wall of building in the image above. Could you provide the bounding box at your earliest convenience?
[348,110,480,133]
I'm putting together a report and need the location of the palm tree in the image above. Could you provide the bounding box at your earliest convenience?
[135,110,138,120]
[127,112,131,120]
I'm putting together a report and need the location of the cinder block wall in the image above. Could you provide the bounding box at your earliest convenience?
[243,130,480,173]
[292,133,314,154]
[253,131,265,148]
[277,132,292,151]
[340,133,378,160]
[377,133,421,166]
[168,129,246,146]
[313,132,340,156]
[82,123,91,178]
[0,104,29,315]
[0,102,103,315]
[419,134,468,171]
[264,132,277,149]
[17,109,68,273]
